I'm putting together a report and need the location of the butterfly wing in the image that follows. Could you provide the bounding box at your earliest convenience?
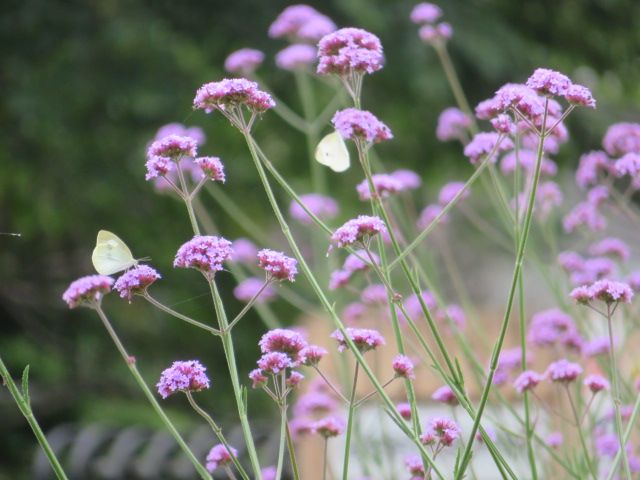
[315,131,350,173]
[92,230,137,275]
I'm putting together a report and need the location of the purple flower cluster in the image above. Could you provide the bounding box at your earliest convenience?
[224,48,264,74]
[269,5,336,42]
[275,44,317,70]
[421,417,461,447]
[392,354,416,380]
[602,122,640,157]
[513,370,544,393]
[391,169,422,190]
[570,279,634,305]
[329,250,379,291]
[584,374,609,393]
[545,359,583,383]
[193,78,275,114]
[311,416,345,438]
[317,28,384,76]
[289,193,339,225]
[156,360,210,399]
[194,156,225,182]
[259,328,308,364]
[589,237,630,261]
[114,265,161,302]
[145,135,200,181]
[463,132,514,165]
[527,309,579,349]
[410,2,442,24]
[436,107,472,142]
[206,444,237,472]
[174,236,234,274]
[432,385,458,405]
[356,174,402,201]
[257,249,298,282]
[418,22,453,43]
[330,215,387,250]
[331,327,385,353]
[575,151,613,189]
[230,238,258,263]
[438,181,469,206]
[62,275,114,308]
[332,108,393,144]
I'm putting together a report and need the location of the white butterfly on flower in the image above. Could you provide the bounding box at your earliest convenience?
[315,131,350,172]
[92,230,144,275]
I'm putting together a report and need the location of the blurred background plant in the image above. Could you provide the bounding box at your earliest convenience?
[1,0,639,478]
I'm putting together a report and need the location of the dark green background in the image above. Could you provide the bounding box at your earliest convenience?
[1,0,639,477]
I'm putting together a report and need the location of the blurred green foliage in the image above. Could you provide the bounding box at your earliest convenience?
[1,0,639,477]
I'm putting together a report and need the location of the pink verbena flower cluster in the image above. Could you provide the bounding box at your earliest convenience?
[570,279,634,304]
[269,5,336,43]
[332,108,393,145]
[330,215,387,250]
[289,193,339,225]
[114,265,161,302]
[317,28,384,76]
[156,360,210,399]
[173,235,234,274]
[205,444,237,472]
[331,327,385,353]
[63,275,114,308]
[224,48,264,75]
[257,249,298,282]
[193,78,275,114]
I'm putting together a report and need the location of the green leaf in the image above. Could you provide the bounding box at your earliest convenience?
[21,365,30,406]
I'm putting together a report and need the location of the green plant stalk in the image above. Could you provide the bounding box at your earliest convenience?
[240,129,444,478]
[341,363,360,480]
[565,386,598,480]
[275,373,287,480]
[176,162,201,235]
[606,392,640,480]
[208,280,263,480]
[514,138,538,480]
[93,306,212,480]
[0,358,69,480]
[285,423,302,480]
[144,293,221,335]
[607,307,632,479]
[455,100,550,479]
[185,392,249,480]
[294,69,324,194]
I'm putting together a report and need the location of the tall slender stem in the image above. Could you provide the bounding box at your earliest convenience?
[607,305,632,479]
[323,438,329,480]
[275,373,287,480]
[565,386,598,480]
[0,358,69,480]
[185,392,249,480]
[208,280,263,479]
[93,305,212,480]
[285,422,302,480]
[144,293,220,335]
[342,362,360,480]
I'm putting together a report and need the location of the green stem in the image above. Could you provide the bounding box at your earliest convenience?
[323,438,329,480]
[565,386,598,480]
[275,373,287,480]
[342,362,359,480]
[208,280,263,479]
[0,358,69,480]
[185,392,249,480]
[455,100,550,479]
[176,161,201,235]
[286,422,302,480]
[226,279,272,331]
[93,305,212,480]
[607,306,632,479]
[144,293,221,335]
[294,69,324,194]
[606,392,640,480]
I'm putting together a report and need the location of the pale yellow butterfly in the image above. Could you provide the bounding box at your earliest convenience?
[315,131,350,172]
[92,230,140,275]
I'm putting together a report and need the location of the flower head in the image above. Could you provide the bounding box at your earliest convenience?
[603,122,640,157]
[584,374,609,393]
[114,265,161,302]
[432,385,458,405]
[300,345,328,366]
[269,5,335,42]
[249,368,268,388]
[63,275,114,308]
[276,44,317,71]
[397,402,412,420]
[330,215,387,250]
[417,204,447,230]
[206,444,238,472]
[565,84,596,108]
[438,181,469,206]
[343,250,379,273]
[418,23,453,43]
[194,157,225,182]
[426,416,461,446]
[546,359,583,383]
[589,237,630,261]
[224,48,264,74]
[405,454,425,476]
[332,108,393,144]
[156,360,210,399]
[513,370,544,393]
[257,352,293,375]
[463,132,513,165]
[257,249,298,282]
[526,68,572,96]
[356,174,402,201]
[174,236,233,274]
[436,107,471,142]
[230,238,258,263]
[193,78,274,114]
[570,279,634,305]
[147,135,198,160]
[575,151,613,189]
[259,329,308,363]
[410,3,442,24]
[390,169,422,190]
[331,327,385,353]
[289,193,339,225]
[317,28,384,76]
[392,354,416,380]
[546,432,563,448]
[311,416,345,438]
